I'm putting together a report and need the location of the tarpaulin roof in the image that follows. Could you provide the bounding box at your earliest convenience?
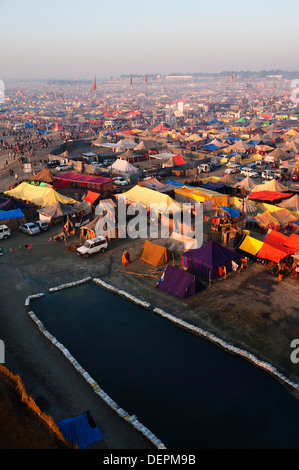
[248,191,291,202]
[54,172,113,186]
[216,206,241,218]
[83,190,102,205]
[156,265,196,298]
[117,185,181,212]
[4,182,76,207]
[0,208,24,220]
[238,235,264,256]
[37,202,77,218]
[58,412,104,449]
[257,243,291,263]
[0,198,34,211]
[182,240,241,269]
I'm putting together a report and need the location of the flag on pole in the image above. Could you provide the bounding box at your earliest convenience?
[129,75,132,87]
[90,77,96,94]
[144,75,147,84]
[230,72,234,83]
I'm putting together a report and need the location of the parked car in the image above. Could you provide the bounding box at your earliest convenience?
[113,177,128,186]
[55,163,71,171]
[19,222,40,235]
[240,167,259,178]
[91,161,103,167]
[0,225,10,240]
[77,236,108,258]
[261,170,274,180]
[225,167,239,174]
[102,159,115,167]
[211,161,222,169]
[46,160,60,168]
[35,220,49,231]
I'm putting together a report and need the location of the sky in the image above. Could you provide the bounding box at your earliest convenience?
[1,0,299,80]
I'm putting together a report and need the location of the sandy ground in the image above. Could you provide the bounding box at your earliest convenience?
[1,221,299,449]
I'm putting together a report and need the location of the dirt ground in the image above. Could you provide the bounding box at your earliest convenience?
[1,220,299,449]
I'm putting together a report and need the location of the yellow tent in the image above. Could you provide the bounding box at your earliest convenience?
[238,235,264,256]
[4,182,76,207]
[174,186,229,207]
[117,185,181,213]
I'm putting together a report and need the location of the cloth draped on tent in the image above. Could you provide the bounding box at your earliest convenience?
[0,208,23,220]
[4,182,76,207]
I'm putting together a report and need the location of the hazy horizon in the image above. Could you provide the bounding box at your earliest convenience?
[1,0,299,80]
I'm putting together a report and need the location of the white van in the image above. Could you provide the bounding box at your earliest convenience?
[77,236,108,258]
[240,167,259,178]
[0,225,10,240]
[13,123,25,131]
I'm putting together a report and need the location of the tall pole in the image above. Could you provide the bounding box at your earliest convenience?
[241,188,245,235]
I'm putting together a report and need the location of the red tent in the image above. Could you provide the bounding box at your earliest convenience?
[248,191,291,202]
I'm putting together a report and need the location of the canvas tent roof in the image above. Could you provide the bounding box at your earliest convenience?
[4,182,76,207]
[233,176,257,191]
[278,194,299,211]
[117,185,181,213]
[182,240,242,279]
[252,179,289,193]
[156,265,196,298]
[182,240,241,269]
[109,159,139,173]
[37,202,77,218]
[29,169,56,184]
[140,240,168,266]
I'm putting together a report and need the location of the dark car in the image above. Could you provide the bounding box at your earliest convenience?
[46,160,60,168]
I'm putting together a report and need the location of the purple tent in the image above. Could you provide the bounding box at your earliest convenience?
[157,265,196,298]
[182,240,241,280]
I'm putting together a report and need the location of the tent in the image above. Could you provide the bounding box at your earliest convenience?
[117,185,181,213]
[29,169,56,184]
[233,176,257,191]
[182,240,242,280]
[0,208,24,220]
[248,191,291,202]
[235,198,258,214]
[140,240,168,266]
[278,194,299,211]
[4,182,76,207]
[252,179,289,193]
[156,265,198,298]
[58,412,104,449]
[37,202,77,221]
[109,159,139,174]
[238,235,264,256]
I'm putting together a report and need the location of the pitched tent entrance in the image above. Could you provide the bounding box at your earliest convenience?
[182,240,242,280]
[140,240,168,267]
[157,265,200,298]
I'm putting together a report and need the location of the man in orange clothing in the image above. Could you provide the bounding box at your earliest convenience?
[122,251,131,266]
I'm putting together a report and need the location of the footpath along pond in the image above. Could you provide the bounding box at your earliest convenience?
[32,282,299,449]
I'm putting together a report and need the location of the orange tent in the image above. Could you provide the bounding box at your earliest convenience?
[140,240,168,267]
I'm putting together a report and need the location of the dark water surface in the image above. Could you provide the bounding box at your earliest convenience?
[34,282,299,449]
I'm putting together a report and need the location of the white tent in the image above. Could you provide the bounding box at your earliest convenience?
[109,158,139,173]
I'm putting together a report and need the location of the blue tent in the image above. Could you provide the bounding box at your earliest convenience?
[217,206,241,218]
[0,208,24,220]
[203,144,219,151]
[58,412,104,449]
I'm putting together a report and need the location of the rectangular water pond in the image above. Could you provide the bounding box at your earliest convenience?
[33,282,299,449]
